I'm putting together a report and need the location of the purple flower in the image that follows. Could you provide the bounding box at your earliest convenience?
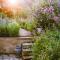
[43,6,54,14]
[48,6,54,13]
[43,7,49,13]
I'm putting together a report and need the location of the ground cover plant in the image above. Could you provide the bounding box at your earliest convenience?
[32,0,60,60]
[32,29,60,60]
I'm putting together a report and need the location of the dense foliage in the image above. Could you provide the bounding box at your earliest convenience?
[33,0,60,29]
[0,20,20,37]
[32,30,60,60]
[7,22,20,37]
[20,20,37,32]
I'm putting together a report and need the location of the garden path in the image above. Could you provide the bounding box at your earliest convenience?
[0,55,22,60]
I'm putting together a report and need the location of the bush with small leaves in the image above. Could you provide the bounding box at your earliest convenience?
[7,22,20,37]
[32,30,60,60]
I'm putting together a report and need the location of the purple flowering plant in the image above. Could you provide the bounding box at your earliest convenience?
[34,0,60,29]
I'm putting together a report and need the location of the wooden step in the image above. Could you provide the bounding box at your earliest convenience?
[22,42,33,49]
[22,43,33,46]
[22,49,32,52]
[22,42,33,60]
[23,56,33,59]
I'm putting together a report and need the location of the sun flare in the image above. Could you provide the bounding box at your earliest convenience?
[7,0,18,5]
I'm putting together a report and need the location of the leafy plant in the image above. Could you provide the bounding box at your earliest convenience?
[32,30,60,60]
[20,20,37,32]
[7,22,20,37]
[0,19,20,37]
[0,19,8,37]
[0,23,8,37]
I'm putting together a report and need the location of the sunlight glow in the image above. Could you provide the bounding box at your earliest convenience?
[7,0,18,5]
[19,0,25,4]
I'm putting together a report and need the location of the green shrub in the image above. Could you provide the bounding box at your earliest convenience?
[0,20,20,37]
[20,20,37,32]
[0,19,9,37]
[7,22,20,37]
[0,23,8,37]
[32,30,60,60]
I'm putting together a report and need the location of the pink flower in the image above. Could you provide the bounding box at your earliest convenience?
[53,16,60,23]
[49,0,53,3]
